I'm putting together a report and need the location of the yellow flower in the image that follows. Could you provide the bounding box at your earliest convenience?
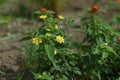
[55,35,64,44]
[54,49,57,55]
[38,75,42,79]
[58,15,65,19]
[55,24,58,29]
[32,38,42,45]
[39,15,47,19]
[45,28,51,31]
[46,33,52,37]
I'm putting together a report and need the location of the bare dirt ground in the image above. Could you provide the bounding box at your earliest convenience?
[0,19,39,80]
[0,0,118,80]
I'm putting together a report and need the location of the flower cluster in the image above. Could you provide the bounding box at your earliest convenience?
[39,8,65,20]
[39,15,47,19]
[32,8,66,45]
[32,38,42,45]
[118,37,120,42]
[58,15,65,19]
[40,8,46,13]
[21,4,120,80]
[117,0,120,3]
[90,6,99,12]
[55,35,64,44]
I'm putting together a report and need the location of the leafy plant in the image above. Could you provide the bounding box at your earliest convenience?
[20,1,120,80]
[20,8,81,80]
[79,5,120,80]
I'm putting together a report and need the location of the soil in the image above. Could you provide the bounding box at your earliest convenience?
[0,19,36,80]
[0,0,119,80]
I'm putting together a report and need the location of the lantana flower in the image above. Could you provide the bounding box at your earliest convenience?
[118,37,120,42]
[32,38,42,45]
[91,6,99,12]
[40,8,46,12]
[58,15,65,20]
[55,35,64,44]
[39,15,47,19]
[117,0,120,3]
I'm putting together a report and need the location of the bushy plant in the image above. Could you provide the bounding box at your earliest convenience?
[20,2,120,80]
[78,5,120,80]
[19,8,81,80]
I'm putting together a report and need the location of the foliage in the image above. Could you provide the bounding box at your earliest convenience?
[19,8,81,80]
[20,1,120,80]
[78,6,120,80]
[0,0,6,5]
[0,16,11,24]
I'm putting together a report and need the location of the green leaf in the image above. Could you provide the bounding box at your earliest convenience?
[102,52,109,59]
[44,44,59,70]
[47,10,55,14]
[60,75,68,80]
[0,70,6,75]
[0,16,11,24]
[20,36,31,41]
[69,41,80,49]
[73,70,82,75]
[34,10,42,14]
[0,34,21,41]
[42,72,53,80]
[17,73,24,80]
[0,0,6,5]
[31,72,41,80]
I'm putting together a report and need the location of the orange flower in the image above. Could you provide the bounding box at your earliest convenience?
[40,8,46,12]
[91,6,99,12]
[118,37,120,42]
[117,0,120,3]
